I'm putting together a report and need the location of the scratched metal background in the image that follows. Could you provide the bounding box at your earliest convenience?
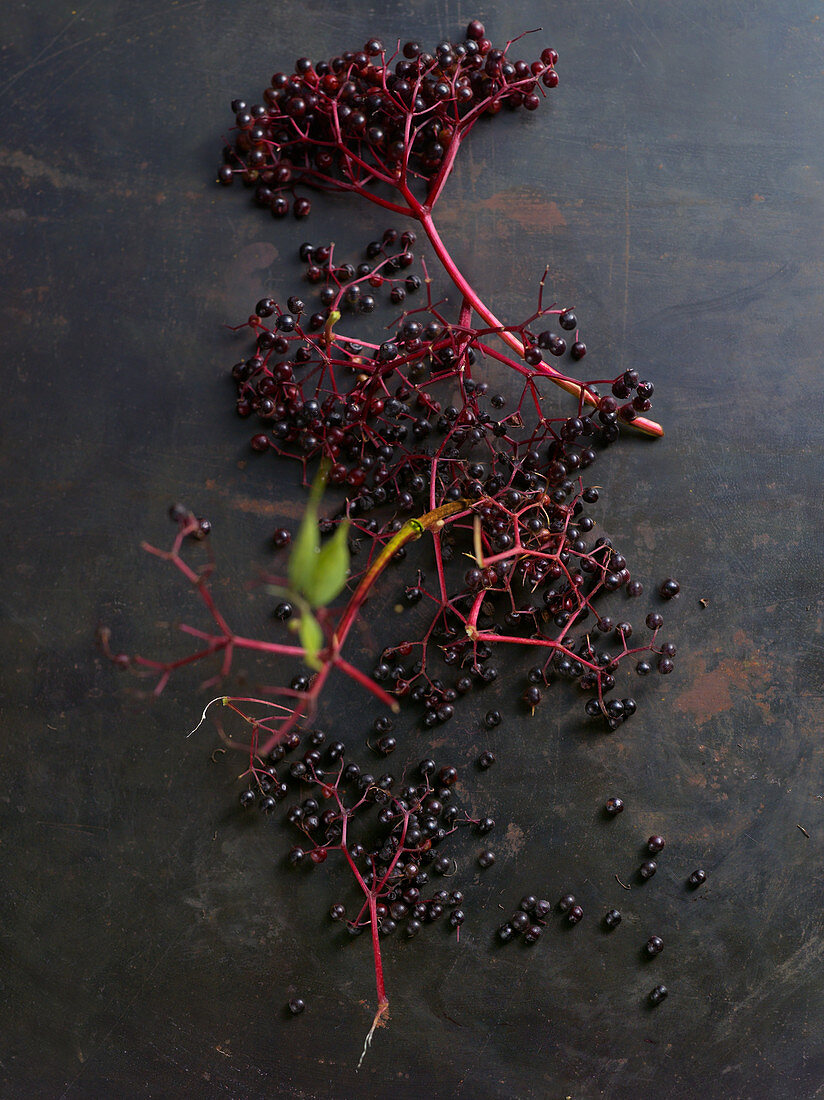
[2,1,824,1096]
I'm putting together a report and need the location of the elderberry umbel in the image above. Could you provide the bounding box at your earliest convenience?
[238,744,479,1034]
[219,25,559,217]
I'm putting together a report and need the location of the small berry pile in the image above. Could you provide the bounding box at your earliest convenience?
[493,811,710,1011]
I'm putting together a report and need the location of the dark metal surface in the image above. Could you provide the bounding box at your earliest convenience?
[3,1,824,1096]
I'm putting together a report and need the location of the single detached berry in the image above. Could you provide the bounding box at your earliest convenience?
[510,911,530,933]
[647,834,665,854]
[659,577,681,599]
[477,750,496,769]
[648,984,668,1006]
[639,859,658,880]
[478,849,495,868]
[645,935,664,956]
[288,997,306,1015]
[604,909,622,929]
[557,893,576,913]
[567,904,584,925]
[605,797,624,816]
[688,868,707,888]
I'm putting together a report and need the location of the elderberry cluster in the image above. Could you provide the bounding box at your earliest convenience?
[218,22,559,217]
[239,737,490,941]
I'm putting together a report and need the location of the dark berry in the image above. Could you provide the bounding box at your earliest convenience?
[567,904,584,924]
[438,765,458,787]
[557,893,576,913]
[604,909,622,929]
[648,984,668,1006]
[659,578,681,599]
[645,935,664,956]
[477,750,496,769]
[688,869,707,888]
[523,685,542,708]
[605,797,624,816]
[510,911,530,932]
[647,834,665,854]
[639,860,658,880]
[478,849,495,868]
[288,997,306,1015]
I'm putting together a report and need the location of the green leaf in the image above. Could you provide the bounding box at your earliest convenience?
[287,465,327,596]
[306,520,351,607]
[298,611,324,670]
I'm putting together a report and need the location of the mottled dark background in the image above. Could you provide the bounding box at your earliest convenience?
[2,1,823,1097]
